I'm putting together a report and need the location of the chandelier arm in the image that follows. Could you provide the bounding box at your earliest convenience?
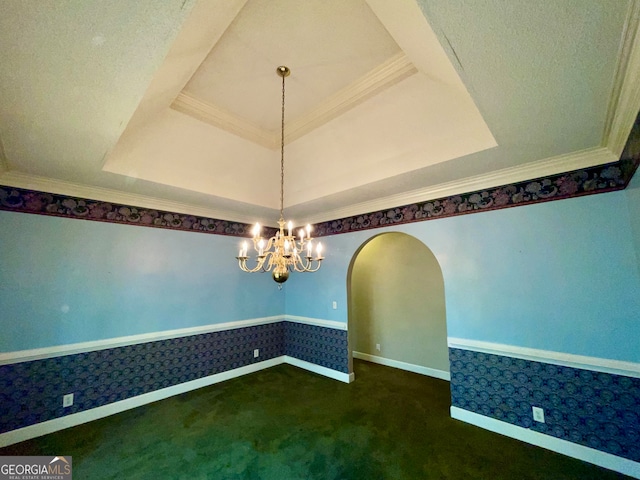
[252,235,277,255]
[236,253,269,273]
[290,255,305,272]
[291,262,308,273]
[303,261,323,273]
[237,258,249,272]
[292,259,323,273]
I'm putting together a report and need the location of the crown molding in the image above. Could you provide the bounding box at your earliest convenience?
[284,52,417,144]
[171,92,277,149]
[0,145,620,230]
[0,171,261,225]
[301,146,618,224]
[603,0,640,157]
[171,53,417,149]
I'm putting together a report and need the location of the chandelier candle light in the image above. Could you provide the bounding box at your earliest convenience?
[236,66,324,284]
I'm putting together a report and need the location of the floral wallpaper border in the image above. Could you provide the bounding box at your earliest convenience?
[313,157,639,237]
[316,112,640,236]
[1,112,638,237]
[0,187,277,238]
[1,158,637,239]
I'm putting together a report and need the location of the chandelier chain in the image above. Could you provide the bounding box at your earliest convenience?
[280,71,285,221]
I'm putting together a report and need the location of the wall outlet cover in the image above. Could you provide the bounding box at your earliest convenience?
[63,393,74,408]
[532,406,545,423]
[253,349,259,358]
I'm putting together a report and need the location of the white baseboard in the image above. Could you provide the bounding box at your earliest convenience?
[450,406,640,479]
[353,351,450,381]
[0,357,284,448]
[284,356,354,383]
[0,356,354,447]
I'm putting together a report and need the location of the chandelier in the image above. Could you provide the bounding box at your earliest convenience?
[236,66,324,284]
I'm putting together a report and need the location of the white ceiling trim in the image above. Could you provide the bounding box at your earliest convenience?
[285,52,417,144]
[172,92,277,149]
[171,52,417,150]
[603,0,640,157]
[301,146,618,225]
[0,146,620,228]
[0,171,260,225]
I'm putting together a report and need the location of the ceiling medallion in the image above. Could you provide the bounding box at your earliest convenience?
[236,66,324,285]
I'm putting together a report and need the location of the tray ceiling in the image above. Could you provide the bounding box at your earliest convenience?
[0,0,637,225]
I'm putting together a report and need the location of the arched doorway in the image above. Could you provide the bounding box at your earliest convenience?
[347,232,449,379]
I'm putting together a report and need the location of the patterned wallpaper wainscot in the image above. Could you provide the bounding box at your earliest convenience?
[449,347,640,463]
[284,321,349,374]
[0,321,349,437]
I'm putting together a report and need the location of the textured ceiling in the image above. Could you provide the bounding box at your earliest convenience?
[0,0,638,226]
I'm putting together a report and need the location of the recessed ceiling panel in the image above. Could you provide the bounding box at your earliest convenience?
[284,72,497,206]
[183,0,402,130]
[1,0,632,226]
[103,109,281,209]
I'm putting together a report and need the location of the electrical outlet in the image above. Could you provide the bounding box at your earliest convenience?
[253,349,259,358]
[63,393,74,408]
[532,406,545,423]
[332,301,337,310]
[376,343,381,352]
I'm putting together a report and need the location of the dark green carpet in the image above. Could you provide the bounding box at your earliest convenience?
[1,360,632,479]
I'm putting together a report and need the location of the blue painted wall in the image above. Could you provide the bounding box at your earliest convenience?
[2,185,639,363]
[0,211,284,352]
[626,170,640,278]
[1,185,639,462]
[287,191,640,363]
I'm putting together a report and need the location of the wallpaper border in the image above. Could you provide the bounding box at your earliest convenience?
[0,187,278,239]
[2,110,639,237]
[1,159,638,240]
[313,156,639,236]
